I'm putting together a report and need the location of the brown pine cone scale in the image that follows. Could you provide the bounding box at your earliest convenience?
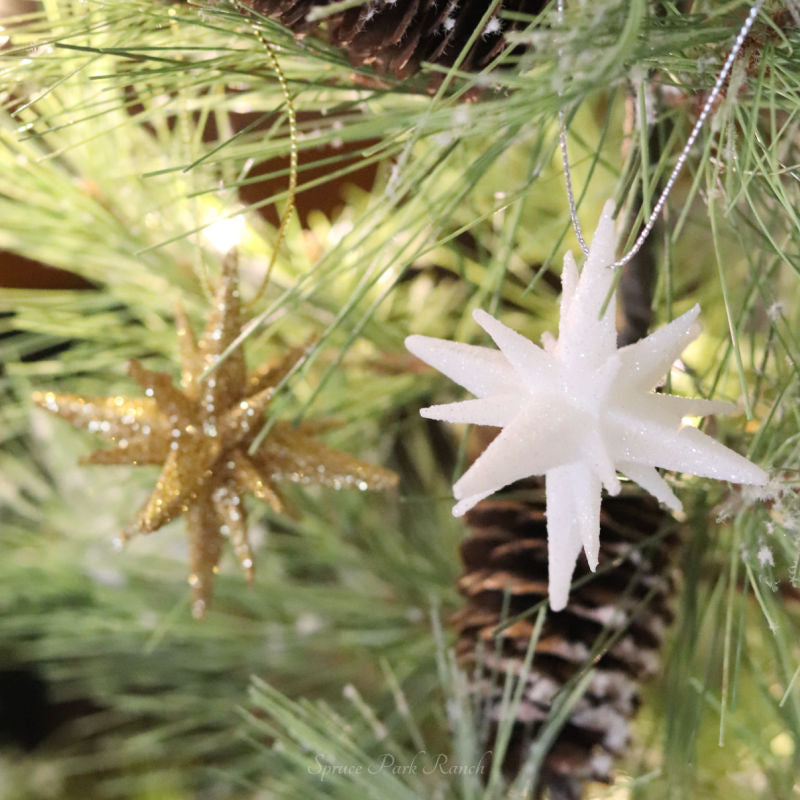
[453,485,678,799]
[245,0,549,80]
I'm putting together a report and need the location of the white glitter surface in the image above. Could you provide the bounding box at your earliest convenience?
[406,200,768,610]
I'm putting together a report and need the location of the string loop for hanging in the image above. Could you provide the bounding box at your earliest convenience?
[556,0,589,257]
[232,0,299,305]
[556,0,765,268]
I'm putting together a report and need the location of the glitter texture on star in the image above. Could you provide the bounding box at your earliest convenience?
[406,200,768,611]
[34,253,397,618]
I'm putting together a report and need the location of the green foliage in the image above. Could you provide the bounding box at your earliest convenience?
[1,0,799,798]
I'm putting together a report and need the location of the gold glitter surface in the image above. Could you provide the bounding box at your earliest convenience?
[33,251,398,619]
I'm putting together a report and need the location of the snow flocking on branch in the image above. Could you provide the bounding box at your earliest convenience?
[405,200,768,611]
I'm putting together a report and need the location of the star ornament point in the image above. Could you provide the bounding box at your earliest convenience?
[34,253,397,618]
[406,200,768,611]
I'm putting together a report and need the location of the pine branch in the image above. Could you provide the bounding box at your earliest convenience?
[1,1,799,798]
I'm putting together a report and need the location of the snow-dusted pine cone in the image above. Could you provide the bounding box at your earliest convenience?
[452,481,678,799]
[244,0,549,79]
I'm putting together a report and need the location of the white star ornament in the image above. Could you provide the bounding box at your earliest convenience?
[405,200,768,611]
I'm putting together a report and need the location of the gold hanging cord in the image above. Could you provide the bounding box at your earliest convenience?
[233,0,299,306]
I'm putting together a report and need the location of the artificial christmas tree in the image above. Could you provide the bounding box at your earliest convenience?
[1,2,798,799]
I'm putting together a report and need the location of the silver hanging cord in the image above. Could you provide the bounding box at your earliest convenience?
[555,0,766,267]
[556,0,589,256]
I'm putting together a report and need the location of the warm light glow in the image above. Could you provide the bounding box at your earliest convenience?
[770,732,795,757]
[203,214,246,253]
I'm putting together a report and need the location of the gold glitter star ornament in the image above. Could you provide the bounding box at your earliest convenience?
[33,254,397,618]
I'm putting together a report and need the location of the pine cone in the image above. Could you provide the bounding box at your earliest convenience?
[244,0,549,80]
[452,481,678,799]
